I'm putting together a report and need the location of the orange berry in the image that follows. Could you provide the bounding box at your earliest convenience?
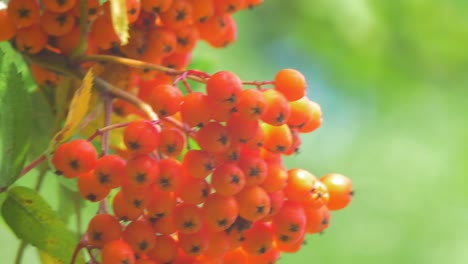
[0,8,17,41]
[274,69,307,101]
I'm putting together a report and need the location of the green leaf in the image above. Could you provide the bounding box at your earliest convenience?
[29,91,54,160]
[0,49,32,191]
[1,186,84,264]
[110,0,129,45]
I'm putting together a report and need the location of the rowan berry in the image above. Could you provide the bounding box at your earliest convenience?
[261,89,291,126]
[7,0,40,28]
[30,63,62,87]
[177,227,210,256]
[206,70,242,106]
[190,0,214,22]
[202,193,239,232]
[40,10,75,36]
[42,0,76,12]
[214,0,246,15]
[274,68,307,102]
[260,161,287,193]
[77,170,111,202]
[123,120,160,155]
[272,201,306,244]
[284,168,317,202]
[174,25,199,53]
[266,189,285,218]
[154,157,182,191]
[90,14,120,50]
[320,173,353,211]
[299,100,322,133]
[87,214,122,248]
[112,190,143,221]
[236,89,267,120]
[304,205,331,234]
[262,123,293,153]
[146,189,176,219]
[123,219,156,253]
[196,121,231,153]
[94,155,126,189]
[148,84,183,117]
[125,154,159,187]
[211,162,246,196]
[226,113,260,143]
[101,240,136,264]
[161,51,192,70]
[182,150,215,179]
[159,127,186,158]
[120,179,154,209]
[173,203,203,234]
[60,139,98,176]
[141,0,173,15]
[242,221,273,256]
[0,8,16,41]
[287,96,315,128]
[159,0,194,29]
[146,234,178,263]
[150,213,177,234]
[177,176,211,204]
[237,152,267,186]
[206,13,236,48]
[236,185,270,222]
[15,24,48,54]
[203,231,230,258]
[146,28,177,59]
[180,92,212,128]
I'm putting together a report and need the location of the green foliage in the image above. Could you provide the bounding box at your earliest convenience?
[1,186,83,264]
[0,47,32,191]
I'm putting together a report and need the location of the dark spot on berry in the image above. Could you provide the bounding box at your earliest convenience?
[86,193,97,201]
[69,159,80,170]
[289,224,299,232]
[18,8,30,18]
[135,173,147,183]
[92,232,102,241]
[138,241,149,251]
[127,141,140,150]
[175,9,186,21]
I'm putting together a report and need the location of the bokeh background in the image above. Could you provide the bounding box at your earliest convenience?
[1,0,468,263]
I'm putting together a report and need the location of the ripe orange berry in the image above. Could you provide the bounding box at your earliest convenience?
[236,89,267,120]
[146,234,178,263]
[94,155,126,189]
[101,240,136,264]
[148,84,183,117]
[236,185,270,221]
[214,0,246,15]
[262,123,293,153]
[77,170,111,202]
[124,120,160,155]
[260,161,287,193]
[304,205,331,234]
[174,25,199,53]
[42,0,76,12]
[211,162,246,196]
[146,28,177,59]
[15,24,48,54]
[299,100,322,133]
[159,0,194,29]
[155,157,182,191]
[151,213,177,234]
[261,89,291,126]
[112,190,143,221]
[180,92,212,128]
[196,122,231,153]
[182,150,214,179]
[287,96,315,128]
[202,193,239,232]
[284,168,317,202]
[125,154,160,187]
[87,214,122,248]
[177,227,210,256]
[206,13,236,48]
[320,173,353,211]
[40,10,75,36]
[190,0,214,23]
[226,113,259,143]
[237,152,267,186]
[159,127,186,158]
[29,63,61,87]
[242,221,273,256]
[272,201,306,245]
[123,219,156,253]
[274,69,307,102]
[60,139,98,176]
[177,176,210,204]
[7,0,40,28]
[146,188,176,219]
[141,0,173,15]
[204,231,230,258]
[173,203,203,234]
[206,70,242,105]
[90,14,120,50]
[0,8,17,41]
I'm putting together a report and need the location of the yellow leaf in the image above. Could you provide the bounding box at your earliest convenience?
[50,69,94,148]
[110,0,129,45]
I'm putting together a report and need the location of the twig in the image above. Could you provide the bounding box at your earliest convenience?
[14,241,27,264]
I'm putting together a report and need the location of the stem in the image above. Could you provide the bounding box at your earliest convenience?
[34,165,49,191]
[98,199,108,214]
[87,121,132,142]
[70,0,89,59]
[242,80,275,89]
[14,241,27,264]
[80,55,208,83]
[101,94,112,156]
[19,154,47,178]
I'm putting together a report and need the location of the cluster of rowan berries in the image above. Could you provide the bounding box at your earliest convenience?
[51,67,353,263]
[0,0,262,86]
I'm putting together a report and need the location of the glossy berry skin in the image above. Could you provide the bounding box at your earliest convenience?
[320,173,353,211]
[123,120,160,155]
[87,214,122,248]
[274,68,307,101]
[61,139,98,177]
[101,240,136,264]
[206,70,242,105]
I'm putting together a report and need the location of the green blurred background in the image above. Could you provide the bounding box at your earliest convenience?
[2,0,468,263]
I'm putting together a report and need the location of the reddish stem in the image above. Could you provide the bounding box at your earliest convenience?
[19,154,47,178]
[242,80,275,89]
